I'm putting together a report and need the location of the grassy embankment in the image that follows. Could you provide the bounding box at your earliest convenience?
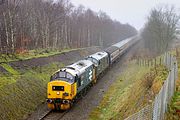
[0,62,64,120]
[89,59,168,120]
[0,48,72,120]
[0,48,83,63]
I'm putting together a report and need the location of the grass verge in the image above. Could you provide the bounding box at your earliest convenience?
[88,61,151,120]
[0,63,19,75]
[0,48,83,63]
[0,62,64,120]
[89,60,168,120]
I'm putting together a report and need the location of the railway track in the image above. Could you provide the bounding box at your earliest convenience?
[39,110,68,120]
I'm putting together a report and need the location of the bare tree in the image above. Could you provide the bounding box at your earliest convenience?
[142,5,180,54]
[0,0,137,55]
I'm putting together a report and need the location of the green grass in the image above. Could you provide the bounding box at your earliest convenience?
[16,49,74,60]
[166,91,180,120]
[0,48,84,63]
[0,62,64,120]
[171,92,180,110]
[0,63,20,88]
[89,61,150,120]
[0,76,16,88]
[0,63,19,75]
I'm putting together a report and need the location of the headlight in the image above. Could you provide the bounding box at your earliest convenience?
[47,99,53,103]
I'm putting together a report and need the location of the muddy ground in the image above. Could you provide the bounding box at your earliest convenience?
[26,41,142,120]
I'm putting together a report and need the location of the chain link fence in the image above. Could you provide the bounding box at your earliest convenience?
[125,53,178,120]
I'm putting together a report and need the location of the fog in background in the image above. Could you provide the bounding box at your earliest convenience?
[71,0,180,30]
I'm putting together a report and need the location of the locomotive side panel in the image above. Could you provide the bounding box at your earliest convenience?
[77,65,94,93]
[86,52,109,78]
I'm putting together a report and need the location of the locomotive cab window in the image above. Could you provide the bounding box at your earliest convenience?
[50,71,75,83]
[59,71,66,78]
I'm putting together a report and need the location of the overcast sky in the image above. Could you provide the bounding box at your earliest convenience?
[70,0,180,30]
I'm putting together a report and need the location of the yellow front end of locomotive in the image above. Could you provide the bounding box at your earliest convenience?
[47,80,77,110]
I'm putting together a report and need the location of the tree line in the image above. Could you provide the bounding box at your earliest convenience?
[141,5,180,55]
[0,0,137,54]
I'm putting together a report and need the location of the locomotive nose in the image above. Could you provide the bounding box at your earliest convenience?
[47,81,73,99]
[47,80,76,110]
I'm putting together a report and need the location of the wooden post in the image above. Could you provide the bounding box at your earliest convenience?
[148,59,150,67]
[155,58,157,74]
[160,57,161,65]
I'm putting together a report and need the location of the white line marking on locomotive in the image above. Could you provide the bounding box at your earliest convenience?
[89,70,92,74]
[81,81,83,85]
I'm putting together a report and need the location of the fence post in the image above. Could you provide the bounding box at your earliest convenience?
[148,60,149,67]
[166,53,168,67]
[174,60,177,92]
[171,68,174,98]
[160,57,161,65]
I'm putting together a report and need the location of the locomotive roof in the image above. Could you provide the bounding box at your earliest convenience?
[61,60,93,76]
[88,51,108,61]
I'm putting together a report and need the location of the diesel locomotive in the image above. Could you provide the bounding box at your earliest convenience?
[47,35,140,110]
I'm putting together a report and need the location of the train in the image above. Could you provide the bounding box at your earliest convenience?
[46,35,140,110]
